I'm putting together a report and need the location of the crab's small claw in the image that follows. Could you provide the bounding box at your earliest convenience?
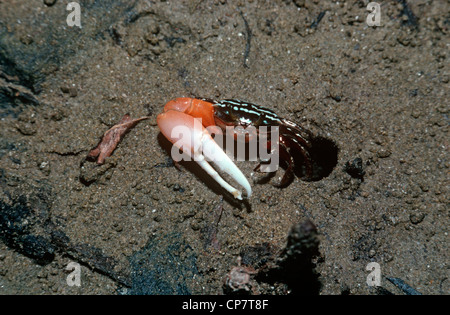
[157,110,252,200]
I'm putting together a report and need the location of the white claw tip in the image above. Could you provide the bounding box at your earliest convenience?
[233,190,243,200]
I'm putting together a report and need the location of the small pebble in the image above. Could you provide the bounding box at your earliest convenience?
[20,34,33,45]
[377,148,392,158]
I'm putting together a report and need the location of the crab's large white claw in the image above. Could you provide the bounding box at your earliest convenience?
[157,111,252,200]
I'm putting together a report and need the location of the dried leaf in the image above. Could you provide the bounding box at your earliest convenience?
[87,114,150,164]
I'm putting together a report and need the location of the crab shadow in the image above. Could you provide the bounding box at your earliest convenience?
[157,133,250,210]
[156,132,339,209]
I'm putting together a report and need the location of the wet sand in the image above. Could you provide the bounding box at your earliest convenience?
[0,0,448,294]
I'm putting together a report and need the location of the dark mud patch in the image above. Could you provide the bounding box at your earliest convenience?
[0,171,55,265]
[124,233,198,295]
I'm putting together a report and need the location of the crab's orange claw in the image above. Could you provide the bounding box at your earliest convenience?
[157,102,252,200]
[163,97,216,127]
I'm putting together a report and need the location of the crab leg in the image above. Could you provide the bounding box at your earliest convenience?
[157,110,252,200]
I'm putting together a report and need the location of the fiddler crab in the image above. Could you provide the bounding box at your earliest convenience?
[157,97,313,200]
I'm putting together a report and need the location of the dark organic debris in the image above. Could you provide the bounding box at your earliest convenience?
[0,50,43,94]
[124,4,154,25]
[238,10,252,68]
[344,157,365,181]
[87,114,151,164]
[0,175,131,285]
[397,0,419,28]
[0,216,55,264]
[240,243,273,270]
[374,276,423,295]
[386,277,422,295]
[153,157,175,168]
[351,233,377,261]
[0,177,55,265]
[50,230,131,287]
[108,25,125,46]
[0,79,40,106]
[0,188,55,265]
[164,36,186,48]
[310,11,326,29]
[0,77,41,118]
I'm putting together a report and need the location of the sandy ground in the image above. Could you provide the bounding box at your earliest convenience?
[0,0,448,295]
